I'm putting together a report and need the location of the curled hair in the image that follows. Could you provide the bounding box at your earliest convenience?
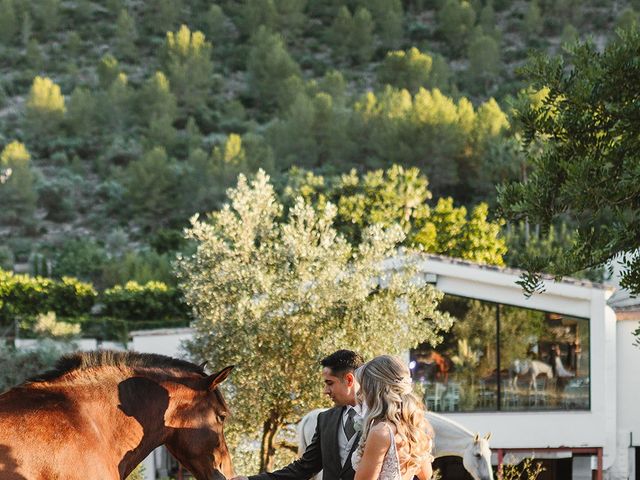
[355,355,431,474]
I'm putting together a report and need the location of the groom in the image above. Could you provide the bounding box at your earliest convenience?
[232,349,365,480]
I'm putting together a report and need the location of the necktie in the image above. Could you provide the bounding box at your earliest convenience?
[344,408,357,440]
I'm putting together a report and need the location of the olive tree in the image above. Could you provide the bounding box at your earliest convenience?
[178,170,452,472]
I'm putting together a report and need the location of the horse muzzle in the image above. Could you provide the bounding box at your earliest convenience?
[211,468,227,480]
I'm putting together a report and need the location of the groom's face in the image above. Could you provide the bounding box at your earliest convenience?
[322,367,356,406]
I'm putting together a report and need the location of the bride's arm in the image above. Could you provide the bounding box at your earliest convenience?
[416,432,434,480]
[354,424,391,480]
[416,458,433,480]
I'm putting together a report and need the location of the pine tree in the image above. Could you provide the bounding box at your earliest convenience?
[361,0,403,49]
[35,0,61,34]
[479,0,500,39]
[145,114,178,151]
[239,0,278,38]
[182,116,202,154]
[524,0,543,38]
[329,6,353,60]
[616,8,639,33]
[204,4,235,46]
[560,23,579,48]
[350,7,374,64]
[124,147,179,227]
[246,26,301,110]
[95,72,132,134]
[378,47,433,93]
[97,54,120,89]
[74,0,92,22]
[163,24,214,113]
[66,31,83,57]
[25,39,43,71]
[438,0,476,54]
[25,76,66,135]
[146,0,182,34]
[0,141,38,226]
[275,0,307,39]
[67,87,97,138]
[106,0,122,15]
[427,54,452,91]
[318,70,347,105]
[136,71,178,126]
[0,0,17,44]
[466,33,501,91]
[115,9,137,60]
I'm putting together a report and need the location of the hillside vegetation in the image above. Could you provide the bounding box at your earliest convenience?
[1,0,631,287]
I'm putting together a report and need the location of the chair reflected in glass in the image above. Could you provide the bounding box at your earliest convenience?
[424,382,446,411]
[442,382,461,411]
[477,379,497,409]
[500,379,520,409]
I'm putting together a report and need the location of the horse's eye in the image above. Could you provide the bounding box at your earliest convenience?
[475,453,482,458]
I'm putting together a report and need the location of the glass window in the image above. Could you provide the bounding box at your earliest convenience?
[411,295,498,412]
[499,305,590,411]
[410,294,590,412]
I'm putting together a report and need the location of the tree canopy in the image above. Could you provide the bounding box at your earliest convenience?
[178,170,452,471]
[498,29,640,295]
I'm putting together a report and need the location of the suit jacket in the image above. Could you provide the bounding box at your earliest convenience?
[249,406,360,480]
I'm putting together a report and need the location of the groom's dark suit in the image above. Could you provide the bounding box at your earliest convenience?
[249,406,360,480]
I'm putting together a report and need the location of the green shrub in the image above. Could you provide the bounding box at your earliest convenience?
[0,246,14,270]
[0,341,72,393]
[36,171,80,222]
[0,269,97,326]
[52,239,108,285]
[101,281,189,321]
[101,250,177,287]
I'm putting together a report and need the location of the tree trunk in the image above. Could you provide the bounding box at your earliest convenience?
[259,412,281,473]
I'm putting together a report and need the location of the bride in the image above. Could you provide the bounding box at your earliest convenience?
[352,355,434,480]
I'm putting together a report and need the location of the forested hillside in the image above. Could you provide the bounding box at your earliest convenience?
[1,0,632,288]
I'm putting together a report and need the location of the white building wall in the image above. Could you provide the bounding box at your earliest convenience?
[410,257,618,471]
[14,338,125,351]
[613,318,640,479]
[129,328,194,359]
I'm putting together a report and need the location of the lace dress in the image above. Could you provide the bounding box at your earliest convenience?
[351,423,402,480]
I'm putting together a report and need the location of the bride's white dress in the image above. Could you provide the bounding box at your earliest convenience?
[351,423,402,480]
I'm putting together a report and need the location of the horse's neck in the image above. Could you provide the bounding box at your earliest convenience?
[57,374,170,476]
[426,412,472,458]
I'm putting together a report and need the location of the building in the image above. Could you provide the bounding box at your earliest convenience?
[127,254,637,479]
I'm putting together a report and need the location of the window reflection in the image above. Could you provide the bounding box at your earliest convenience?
[410,295,590,412]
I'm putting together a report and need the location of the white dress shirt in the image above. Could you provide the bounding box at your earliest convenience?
[338,404,365,466]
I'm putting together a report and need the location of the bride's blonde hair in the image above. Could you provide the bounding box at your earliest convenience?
[355,355,431,473]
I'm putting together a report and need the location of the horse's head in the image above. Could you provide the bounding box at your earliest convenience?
[462,433,493,480]
[165,365,235,480]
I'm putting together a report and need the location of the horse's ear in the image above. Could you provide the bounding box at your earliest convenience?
[473,433,480,443]
[484,432,492,441]
[206,366,234,391]
[199,360,208,370]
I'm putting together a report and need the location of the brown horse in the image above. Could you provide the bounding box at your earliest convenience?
[0,350,234,480]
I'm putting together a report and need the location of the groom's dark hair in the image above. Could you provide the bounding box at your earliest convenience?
[321,350,364,377]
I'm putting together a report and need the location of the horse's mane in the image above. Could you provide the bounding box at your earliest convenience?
[25,350,206,384]
[425,411,474,437]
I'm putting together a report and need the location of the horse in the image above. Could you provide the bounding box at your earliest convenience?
[508,359,553,391]
[0,350,234,480]
[298,409,493,480]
